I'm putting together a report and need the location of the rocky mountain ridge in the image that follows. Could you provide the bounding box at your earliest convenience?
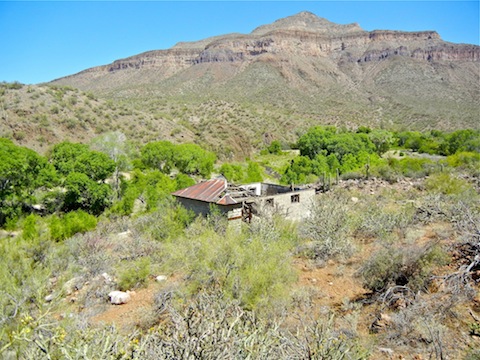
[56,12,478,82]
[51,11,479,138]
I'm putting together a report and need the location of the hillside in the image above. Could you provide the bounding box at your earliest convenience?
[0,83,195,154]
[51,11,479,135]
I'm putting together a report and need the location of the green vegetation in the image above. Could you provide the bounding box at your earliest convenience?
[140,141,216,178]
[0,122,479,358]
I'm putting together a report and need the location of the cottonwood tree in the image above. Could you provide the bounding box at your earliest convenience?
[91,131,131,199]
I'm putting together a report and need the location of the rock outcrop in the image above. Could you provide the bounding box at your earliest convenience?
[54,11,479,84]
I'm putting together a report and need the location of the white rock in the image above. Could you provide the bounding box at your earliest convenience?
[45,294,54,302]
[156,275,168,282]
[101,272,113,283]
[117,230,131,238]
[351,197,359,203]
[108,291,131,305]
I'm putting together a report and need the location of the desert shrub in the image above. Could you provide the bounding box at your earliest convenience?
[464,348,480,360]
[355,202,415,239]
[133,199,195,241]
[446,151,480,172]
[373,163,400,183]
[2,289,368,359]
[133,291,369,359]
[425,172,473,195]
[118,257,151,291]
[361,243,449,293]
[300,190,354,261]
[397,158,436,178]
[164,216,297,311]
[21,214,40,241]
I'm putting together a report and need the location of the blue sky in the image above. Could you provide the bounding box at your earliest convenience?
[1,1,478,84]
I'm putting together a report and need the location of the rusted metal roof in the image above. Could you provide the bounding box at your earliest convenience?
[217,194,238,205]
[172,178,228,203]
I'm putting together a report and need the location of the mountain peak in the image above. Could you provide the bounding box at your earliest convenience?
[251,11,363,36]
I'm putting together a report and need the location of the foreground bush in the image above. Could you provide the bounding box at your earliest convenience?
[1,291,369,359]
[300,190,354,261]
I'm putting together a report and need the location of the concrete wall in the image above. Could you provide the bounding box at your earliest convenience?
[257,188,315,221]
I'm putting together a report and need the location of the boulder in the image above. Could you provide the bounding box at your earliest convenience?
[108,291,131,305]
[156,275,168,282]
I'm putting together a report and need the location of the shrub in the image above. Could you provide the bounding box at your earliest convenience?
[164,216,297,311]
[117,257,151,291]
[446,151,480,174]
[300,190,354,261]
[425,173,473,195]
[49,210,97,241]
[22,214,39,241]
[361,243,449,293]
[267,140,282,155]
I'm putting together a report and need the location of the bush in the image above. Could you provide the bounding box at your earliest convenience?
[117,257,151,291]
[425,173,473,195]
[300,190,354,261]
[164,216,297,311]
[22,214,40,241]
[266,140,282,155]
[49,210,97,241]
[361,243,449,293]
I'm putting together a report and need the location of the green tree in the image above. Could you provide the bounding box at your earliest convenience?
[173,143,216,178]
[244,162,263,183]
[140,141,175,173]
[368,129,394,155]
[267,140,282,155]
[0,139,58,226]
[50,141,115,181]
[50,142,90,176]
[297,126,336,159]
[443,129,480,155]
[219,163,244,183]
[174,173,195,191]
[63,172,112,215]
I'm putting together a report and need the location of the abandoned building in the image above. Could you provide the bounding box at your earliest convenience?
[172,178,315,223]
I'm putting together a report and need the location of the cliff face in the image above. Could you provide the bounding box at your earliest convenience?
[56,11,479,83]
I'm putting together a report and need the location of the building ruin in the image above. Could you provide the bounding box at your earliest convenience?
[172,178,315,223]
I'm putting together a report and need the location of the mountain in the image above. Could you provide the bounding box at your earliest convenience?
[46,12,480,151]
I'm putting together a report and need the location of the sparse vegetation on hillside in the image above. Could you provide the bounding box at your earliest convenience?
[1,101,479,358]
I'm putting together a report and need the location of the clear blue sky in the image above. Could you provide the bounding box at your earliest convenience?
[1,1,478,84]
